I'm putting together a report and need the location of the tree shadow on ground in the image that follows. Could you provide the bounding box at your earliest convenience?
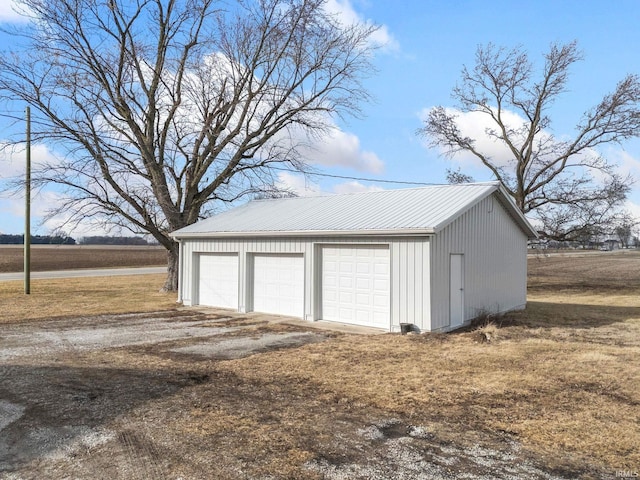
[0,363,211,473]
[0,345,608,479]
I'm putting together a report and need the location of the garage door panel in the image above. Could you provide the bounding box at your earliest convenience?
[267,284,278,296]
[339,277,353,288]
[373,311,388,323]
[373,278,388,291]
[374,296,388,307]
[324,289,337,301]
[356,262,370,274]
[253,254,304,318]
[339,291,353,303]
[356,293,370,305]
[339,307,353,321]
[198,254,239,309]
[339,263,352,273]
[322,246,390,329]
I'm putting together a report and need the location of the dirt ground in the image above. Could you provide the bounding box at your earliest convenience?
[0,309,588,480]
[0,250,638,479]
[0,245,166,273]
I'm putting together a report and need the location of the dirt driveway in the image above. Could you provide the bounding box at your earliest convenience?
[0,310,578,479]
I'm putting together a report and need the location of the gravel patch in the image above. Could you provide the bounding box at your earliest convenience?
[0,314,239,360]
[170,331,328,359]
[0,400,25,432]
[306,419,572,480]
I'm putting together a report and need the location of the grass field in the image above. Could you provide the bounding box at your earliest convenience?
[0,245,166,272]
[0,274,177,322]
[0,249,638,476]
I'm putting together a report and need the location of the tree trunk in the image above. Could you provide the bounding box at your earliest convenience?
[161,241,180,293]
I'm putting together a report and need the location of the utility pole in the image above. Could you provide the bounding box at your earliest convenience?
[24,106,31,295]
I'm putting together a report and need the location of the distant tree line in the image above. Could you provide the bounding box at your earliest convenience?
[0,234,154,245]
[78,236,152,245]
[0,234,76,245]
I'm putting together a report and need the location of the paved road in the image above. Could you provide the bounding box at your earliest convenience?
[0,266,166,282]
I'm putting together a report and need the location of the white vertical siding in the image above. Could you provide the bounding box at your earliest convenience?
[429,194,528,330]
[179,235,432,331]
[390,238,430,330]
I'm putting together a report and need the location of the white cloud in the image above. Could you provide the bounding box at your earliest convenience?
[303,127,384,173]
[0,190,71,235]
[419,107,527,170]
[607,147,640,181]
[0,181,115,236]
[418,107,609,178]
[34,191,114,237]
[623,199,640,221]
[332,180,384,194]
[1,189,59,225]
[275,172,385,197]
[0,0,31,23]
[175,53,385,175]
[323,0,399,53]
[0,142,61,179]
[275,172,322,197]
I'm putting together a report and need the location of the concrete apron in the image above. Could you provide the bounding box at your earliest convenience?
[181,306,387,335]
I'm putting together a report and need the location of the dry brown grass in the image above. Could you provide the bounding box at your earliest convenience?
[218,318,639,472]
[213,252,640,472]
[0,274,177,323]
[528,249,640,293]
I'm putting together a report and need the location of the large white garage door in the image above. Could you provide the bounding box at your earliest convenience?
[322,246,390,328]
[198,253,239,309]
[253,254,304,318]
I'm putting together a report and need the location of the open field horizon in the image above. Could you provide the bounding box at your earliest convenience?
[0,245,167,273]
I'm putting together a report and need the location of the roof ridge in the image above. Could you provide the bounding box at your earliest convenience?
[251,181,501,202]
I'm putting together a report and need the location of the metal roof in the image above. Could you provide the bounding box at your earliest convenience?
[171,182,538,238]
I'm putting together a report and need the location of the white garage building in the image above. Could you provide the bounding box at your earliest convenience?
[171,182,537,332]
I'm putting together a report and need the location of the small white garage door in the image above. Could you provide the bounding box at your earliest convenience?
[198,253,239,309]
[322,246,390,328]
[253,254,304,318]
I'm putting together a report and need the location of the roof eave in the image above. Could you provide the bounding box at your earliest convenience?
[494,184,539,239]
[171,228,436,239]
[430,183,538,239]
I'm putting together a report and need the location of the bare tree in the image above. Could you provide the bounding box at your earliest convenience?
[535,191,625,242]
[445,167,474,184]
[420,41,640,236]
[612,213,637,248]
[0,0,377,290]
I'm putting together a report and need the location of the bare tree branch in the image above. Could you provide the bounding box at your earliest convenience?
[0,0,378,290]
[420,41,640,236]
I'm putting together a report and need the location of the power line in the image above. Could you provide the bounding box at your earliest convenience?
[269,166,438,186]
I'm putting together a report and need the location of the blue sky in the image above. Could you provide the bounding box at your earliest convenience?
[1,0,639,236]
